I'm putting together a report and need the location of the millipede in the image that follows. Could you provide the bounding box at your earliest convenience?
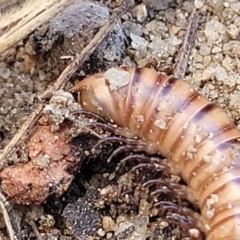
[70,66,240,240]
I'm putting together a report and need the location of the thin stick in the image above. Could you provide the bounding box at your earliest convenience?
[0,192,17,240]
[0,0,17,10]
[0,104,43,170]
[29,220,43,240]
[39,0,132,101]
[0,0,75,54]
[174,9,199,79]
[0,0,131,169]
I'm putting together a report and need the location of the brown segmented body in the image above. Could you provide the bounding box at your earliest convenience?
[71,67,240,240]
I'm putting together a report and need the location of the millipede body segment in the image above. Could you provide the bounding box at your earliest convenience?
[70,67,240,240]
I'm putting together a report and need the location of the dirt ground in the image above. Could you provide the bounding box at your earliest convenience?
[0,0,240,239]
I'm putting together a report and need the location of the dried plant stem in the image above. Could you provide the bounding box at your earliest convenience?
[0,192,17,240]
[0,104,43,170]
[29,220,44,240]
[174,9,199,79]
[0,0,75,54]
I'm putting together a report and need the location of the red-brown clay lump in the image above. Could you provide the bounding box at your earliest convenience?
[0,124,82,205]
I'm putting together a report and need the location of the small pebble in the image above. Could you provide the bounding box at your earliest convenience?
[226,24,240,40]
[130,33,148,50]
[0,68,11,79]
[97,228,106,237]
[223,41,240,57]
[132,4,148,23]
[205,19,227,44]
[143,0,175,10]
[194,0,205,9]
[106,232,113,239]
[169,25,180,35]
[199,44,211,56]
[212,46,222,53]
[214,65,228,81]
[102,216,116,232]
[202,56,212,66]
[202,67,215,81]
[230,2,240,14]
[189,228,200,238]
[222,55,232,71]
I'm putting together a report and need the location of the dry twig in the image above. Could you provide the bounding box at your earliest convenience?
[0,0,75,54]
[0,104,43,170]
[0,192,17,240]
[29,220,44,240]
[0,0,18,10]
[174,9,199,79]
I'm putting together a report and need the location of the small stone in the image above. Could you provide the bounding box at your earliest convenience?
[209,89,218,99]
[168,34,182,46]
[143,0,175,10]
[104,68,131,91]
[102,216,116,232]
[194,0,205,9]
[97,228,106,237]
[234,16,240,27]
[205,19,227,44]
[132,4,148,23]
[195,54,203,63]
[193,71,203,81]
[226,24,240,40]
[164,8,175,23]
[202,56,212,66]
[195,63,204,70]
[130,33,148,50]
[214,65,228,81]
[182,1,194,14]
[32,154,50,168]
[199,44,211,56]
[230,2,240,14]
[212,46,222,53]
[24,53,36,75]
[225,74,238,88]
[189,228,200,239]
[199,4,208,15]
[223,41,240,57]
[51,2,109,37]
[169,25,180,35]
[222,56,233,71]
[160,221,169,229]
[106,232,113,239]
[145,19,168,33]
[13,61,25,74]
[202,67,215,81]
[223,2,229,8]
[0,68,11,79]
[194,135,201,145]
[154,119,166,129]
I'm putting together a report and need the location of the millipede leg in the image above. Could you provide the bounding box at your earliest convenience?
[77,110,107,122]
[78,122,117,133]
[92,136,126,149]
[116,154,169,172]
[154,201,204,239]
[92,136,147,150]
[143,179,198,204]
[106,145,147,163]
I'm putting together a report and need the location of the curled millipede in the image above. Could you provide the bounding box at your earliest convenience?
[70,67,240,240]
